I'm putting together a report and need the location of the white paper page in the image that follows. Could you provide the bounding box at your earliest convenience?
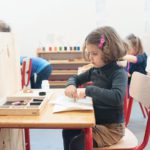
[50,95,93,113]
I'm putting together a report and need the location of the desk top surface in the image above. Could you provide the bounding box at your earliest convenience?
[0,89,95,129]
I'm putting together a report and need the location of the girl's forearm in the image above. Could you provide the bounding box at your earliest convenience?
[122,55,137,63]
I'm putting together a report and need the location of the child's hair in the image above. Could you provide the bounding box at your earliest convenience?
[123,40,130,53]
[83,26,126,63]
[0,20,11,32]
[126,34,143,55]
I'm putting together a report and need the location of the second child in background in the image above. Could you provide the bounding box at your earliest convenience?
[123,34,147,84]
[20,56,52,89]
[63,26,128,150]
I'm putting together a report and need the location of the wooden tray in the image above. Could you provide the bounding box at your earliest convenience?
[0,95,49,116]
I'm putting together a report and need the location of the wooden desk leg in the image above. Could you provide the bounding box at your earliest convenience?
[84,128,93,150]
[25,128,30,150]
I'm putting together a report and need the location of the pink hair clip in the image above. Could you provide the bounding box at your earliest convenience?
[98,34,105,49]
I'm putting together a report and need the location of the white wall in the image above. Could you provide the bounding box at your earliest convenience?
[0,0,97,56]
[95,0,150,55]
[0,0,150,56]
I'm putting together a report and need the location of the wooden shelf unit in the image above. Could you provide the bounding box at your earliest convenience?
[37,50,89,88]
[49,80,66,88]
[50,60,89,70]
[37,50,83,60]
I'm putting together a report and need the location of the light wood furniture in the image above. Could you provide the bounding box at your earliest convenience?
[0,89,95,128]
[0,89,95,150]
[50,59,89,70]
[94,72,150,150]
[0,96,48,116]
[37,50,89,88]
[0,33,24,150]
[95,128,138,150]
[49,59,89,88]
[37,50,83,60]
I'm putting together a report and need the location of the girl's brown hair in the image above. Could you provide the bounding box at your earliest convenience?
[127,34,143,55]
[83,26,127,63]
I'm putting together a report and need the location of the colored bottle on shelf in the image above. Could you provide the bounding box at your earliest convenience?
[59,46,62,51]
[49,47,52,51]
[64,46,67,51]
[42,47,46,51]
[70,46,73,51]
[73,46,76,51]
[77,46,80,51]
[54,47,57,51]
[37,47,42,52]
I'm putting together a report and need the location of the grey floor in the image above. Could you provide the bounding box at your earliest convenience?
[30,101,150,150]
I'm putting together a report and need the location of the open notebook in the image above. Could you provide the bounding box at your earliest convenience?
[50,95,93,113]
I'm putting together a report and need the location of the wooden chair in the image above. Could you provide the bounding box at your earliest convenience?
[126,56,150,124]
[125,57,150,124]
[146,56,150,75]
[125,96,148,126]
[145,56,150,116]
[93,72,150,150]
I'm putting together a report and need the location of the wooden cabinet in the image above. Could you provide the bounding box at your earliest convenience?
[37,50,83,60]
[0,33,24,150]
[37,51,89,88]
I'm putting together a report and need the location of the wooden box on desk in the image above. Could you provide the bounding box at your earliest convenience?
[0,95,48,116]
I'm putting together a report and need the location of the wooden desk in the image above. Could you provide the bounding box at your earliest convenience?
[0,89,95,150]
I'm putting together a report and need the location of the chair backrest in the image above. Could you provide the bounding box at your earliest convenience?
[146,56,150,75]
[129,72,150,150]
[21,58,32,88]
[129,72,150,109]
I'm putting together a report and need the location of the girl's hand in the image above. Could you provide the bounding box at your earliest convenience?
[128,73,131,77]
[78,64,93,74]
[65,85,77,98]
[78,89,86,99]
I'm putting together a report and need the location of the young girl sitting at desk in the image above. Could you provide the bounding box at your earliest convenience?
[63,26,128,150]
[122,34,147,84]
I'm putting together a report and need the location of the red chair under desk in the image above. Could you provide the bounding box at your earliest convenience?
[21,58,32,89]
[93,72,150,150]
[126,60,149,125]
[21,58,32,150]
[125,97,148,126]
[125,88,149,126]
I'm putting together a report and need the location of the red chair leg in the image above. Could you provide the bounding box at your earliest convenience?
[145,107,149,117]
[84,128,93,150]
[136,111,150,150]
[25,128,30,150]
[125,97,133,126]
[124,88,128,126]
[139,102,146,118]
